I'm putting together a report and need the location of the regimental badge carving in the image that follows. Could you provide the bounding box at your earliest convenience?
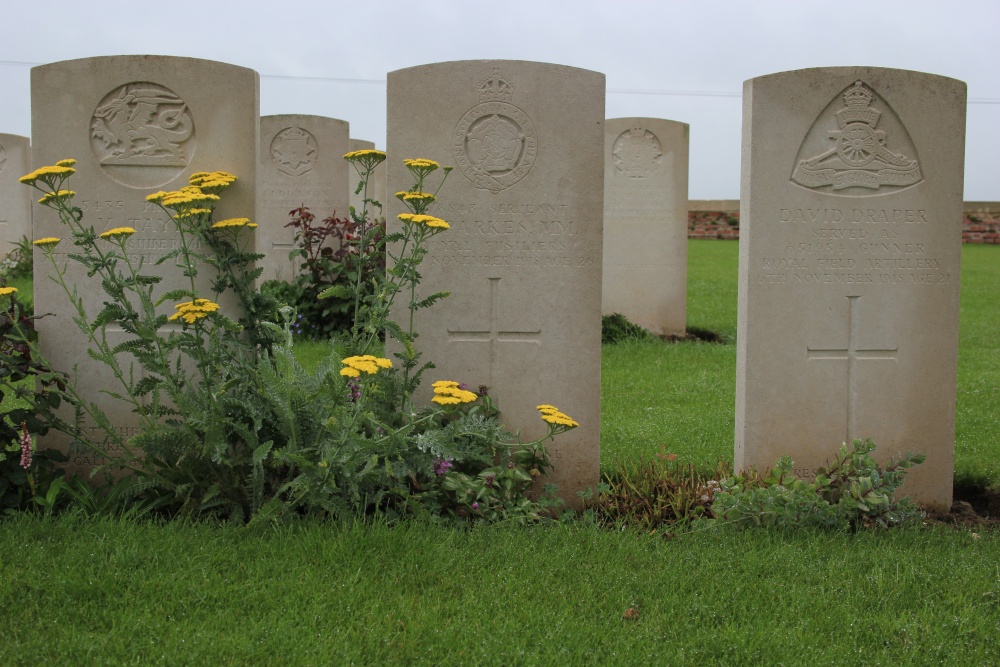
[792,81,922,195]
[270,127,318,177]
[0,144,6,173]
[613,128,662,178]
[90,82,195,188]
[453,68,537,194]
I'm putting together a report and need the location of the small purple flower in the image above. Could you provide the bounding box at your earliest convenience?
[484,473,496,488]
[346,378,362,402]
[477,385,490,398]
[458,382,468,391]
[434,458,453,476]
[472,502,479,510]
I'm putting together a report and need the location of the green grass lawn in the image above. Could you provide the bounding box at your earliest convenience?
[3,240,999,665]
[2,515,998,665]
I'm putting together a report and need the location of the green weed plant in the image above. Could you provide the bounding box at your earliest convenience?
[713,438,926,530]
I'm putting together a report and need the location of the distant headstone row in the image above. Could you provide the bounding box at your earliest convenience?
[21,56,965,509]
[0,133,31,254]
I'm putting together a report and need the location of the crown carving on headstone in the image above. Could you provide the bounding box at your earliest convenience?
[843,81,873,108]
[281,127,311,141]
[478,68,515,103]
[835,81,881,129]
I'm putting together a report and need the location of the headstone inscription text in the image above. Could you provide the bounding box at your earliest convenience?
[736,67,966,510]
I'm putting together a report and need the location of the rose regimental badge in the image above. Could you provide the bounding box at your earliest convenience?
[453,68,537,194]
[792,81,922,195]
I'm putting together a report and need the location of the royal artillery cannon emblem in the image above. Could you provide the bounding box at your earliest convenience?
[792,81,922,195]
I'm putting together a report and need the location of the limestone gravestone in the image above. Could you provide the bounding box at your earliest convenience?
[31,56,259,475]
[0,133,31,255]
[736,67,966,510]
[387,60,605,503]
[259,115,349,282]
[348,138,387,221]
[603,118,689,336]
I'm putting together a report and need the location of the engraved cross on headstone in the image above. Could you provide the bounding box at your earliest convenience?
[807,295,898,444]
[447,276,541,387]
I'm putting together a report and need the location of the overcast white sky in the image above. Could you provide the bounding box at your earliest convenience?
[1,0,997,200]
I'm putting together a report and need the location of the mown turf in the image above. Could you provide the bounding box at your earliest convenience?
[2,515,998,666]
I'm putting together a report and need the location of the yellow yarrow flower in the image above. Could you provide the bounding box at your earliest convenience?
[339,367,361,378]
[33,237,61,248]
[343,149,387,163]
[341,355,392,376]
[174,208,212,220]
[37,189,76,205]
[0,287,17,296]
[168,298,220,324]
[394,191,436,203]
[99,227,136,240]
[397,213,449,229]
[190,171,237,193]
[55,159,77,167]
[211,217,257,229]
[146,191,168,204]
[536,405,579,428]
[160,186,219,208]
[19,164,76,185]
[432,381,478,405]
[403,158,439,172]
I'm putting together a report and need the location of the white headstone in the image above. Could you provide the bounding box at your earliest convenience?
[258,115,349,282]
[0,133,31,255]
[31,55,259,475]
[736,67,966,510]
[603,118,689,336]
[387,60,605,503]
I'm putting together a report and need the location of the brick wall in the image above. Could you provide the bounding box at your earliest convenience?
[687,201,1000,244]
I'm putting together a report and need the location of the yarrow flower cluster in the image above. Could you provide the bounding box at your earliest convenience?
[32,237,61,248]
[0,286,18,297]
[397,213,450,229]
[187,171,237,194]
[99,227,136,240]
[18,162,76,186]
[37,189,75,205]
[211,217,258,230]
[395,191,436,204]
[343,148,387,164]
[168,298,220,324]
[536,404,579,428]
[147,186,220,209]
[403,158,440,176]
[339,355,393,377]
[431,380,479,405]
